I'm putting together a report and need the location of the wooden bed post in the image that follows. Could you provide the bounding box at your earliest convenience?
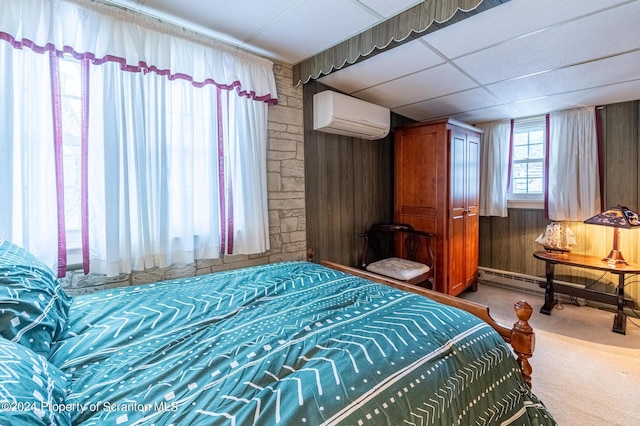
[306,247,316,262]
[511,300,534,388]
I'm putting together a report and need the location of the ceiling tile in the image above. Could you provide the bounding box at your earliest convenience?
[251,0,380,63]
[539,79,640,109]
[506,98,584,119]
[503,80,640,118]
[392,88,503,122]
[423,0,631,59]
[450,105,522,124]
[487,50,640,103]
[357,0,423,18]
[454,1,640,85]
[118,0,295,47]
[354,63,478,109]
[317,40,445,93]
[453,79,640,123]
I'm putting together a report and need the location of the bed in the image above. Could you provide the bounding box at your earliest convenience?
[0,240,556,425]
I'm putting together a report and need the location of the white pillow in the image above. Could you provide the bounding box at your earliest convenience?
[366,257,430,281]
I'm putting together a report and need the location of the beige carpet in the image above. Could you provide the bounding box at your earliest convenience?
[460,284,640,426]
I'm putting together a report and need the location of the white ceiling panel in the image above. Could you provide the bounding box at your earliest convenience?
[358,0,424,18]
[250,0,380,63]
[102,0,295,55]
[423,0,631,59]
[543,79,640,109]
[393,88,503,122]
[451,104,522,124]
[130,0,294,43]
[355,63,478,109]
[317,40,445,93]
[503,79,640,119]
[487,50,640,103]
[455,1,640,85]
[506,97,585,119]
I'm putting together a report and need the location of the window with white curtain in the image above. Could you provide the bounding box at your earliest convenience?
[479,109,601,218]
[1,48,271,277]
[86,60,230,276]
[0,0,277,278]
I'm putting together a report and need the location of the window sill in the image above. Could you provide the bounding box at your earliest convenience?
[507,199,544,210]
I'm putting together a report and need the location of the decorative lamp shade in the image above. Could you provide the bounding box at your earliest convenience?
[584,205,640,229]
[584,205,640,265]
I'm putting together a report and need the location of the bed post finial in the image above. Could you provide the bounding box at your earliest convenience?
[512,300,535,388]
[306,247,316,262]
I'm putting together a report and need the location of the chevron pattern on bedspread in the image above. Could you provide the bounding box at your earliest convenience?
[49,261,555,425]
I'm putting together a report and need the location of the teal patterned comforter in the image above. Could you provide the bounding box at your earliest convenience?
[50,261,556,425]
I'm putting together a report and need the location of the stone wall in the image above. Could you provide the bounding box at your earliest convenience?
[62,63,306,295]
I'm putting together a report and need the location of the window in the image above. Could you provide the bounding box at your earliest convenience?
[59,58,83,266]
[508,116,546,208]
[2,47,270,277]
[1,2,277,277]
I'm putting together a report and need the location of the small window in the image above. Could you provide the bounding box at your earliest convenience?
[59,57,83,266]
[508,116,546,208]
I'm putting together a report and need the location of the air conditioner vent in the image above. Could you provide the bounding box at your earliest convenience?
[313,90,390,140]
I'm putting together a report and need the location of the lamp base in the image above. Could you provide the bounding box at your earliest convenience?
[604,249,628,266]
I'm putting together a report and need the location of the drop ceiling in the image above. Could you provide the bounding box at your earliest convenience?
[105,0,640,124]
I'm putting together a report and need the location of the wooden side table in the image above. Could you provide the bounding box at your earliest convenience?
[533,251,639,334]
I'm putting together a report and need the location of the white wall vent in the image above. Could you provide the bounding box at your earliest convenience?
[313,90,390,140]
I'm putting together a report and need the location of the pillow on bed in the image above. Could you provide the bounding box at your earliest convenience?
[0,337,71,426]
[0,239,72,357]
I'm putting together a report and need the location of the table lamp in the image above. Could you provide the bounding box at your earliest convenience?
[584,205,640,265]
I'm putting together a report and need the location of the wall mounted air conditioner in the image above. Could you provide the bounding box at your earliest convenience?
[313,90,390,140]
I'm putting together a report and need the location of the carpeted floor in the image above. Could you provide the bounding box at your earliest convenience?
[460,283,640,426]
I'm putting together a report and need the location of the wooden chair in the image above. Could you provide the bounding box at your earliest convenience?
[360,223,435,289]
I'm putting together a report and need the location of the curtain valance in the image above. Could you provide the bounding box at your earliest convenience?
[292,0,508,86]
[0,0,277,103]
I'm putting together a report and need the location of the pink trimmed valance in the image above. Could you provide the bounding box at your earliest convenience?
[0,0,277,104]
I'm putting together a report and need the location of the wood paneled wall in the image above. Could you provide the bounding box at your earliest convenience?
[304,90,640,303]
[480,101,640,303]
[304,81,414,266]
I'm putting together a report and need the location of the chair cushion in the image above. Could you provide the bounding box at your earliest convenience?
[366,257,430,281]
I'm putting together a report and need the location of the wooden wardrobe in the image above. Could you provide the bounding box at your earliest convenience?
[394,118,482,296]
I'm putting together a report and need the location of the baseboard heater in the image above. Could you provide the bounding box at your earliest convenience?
[478,267,584,293]
[477,267,587,306]
[478,266,637,314]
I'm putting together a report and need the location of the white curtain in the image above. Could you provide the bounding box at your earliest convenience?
[547,107,601,221]
[225,91,271,255]
[89,63,214,276]
[0,43,59,268]
[88,62,271,276]
[477,120,511,217]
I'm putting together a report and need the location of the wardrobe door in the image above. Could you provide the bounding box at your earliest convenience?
[464,131,480,292]
[449,129,480,296]
[449,130,467,295]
